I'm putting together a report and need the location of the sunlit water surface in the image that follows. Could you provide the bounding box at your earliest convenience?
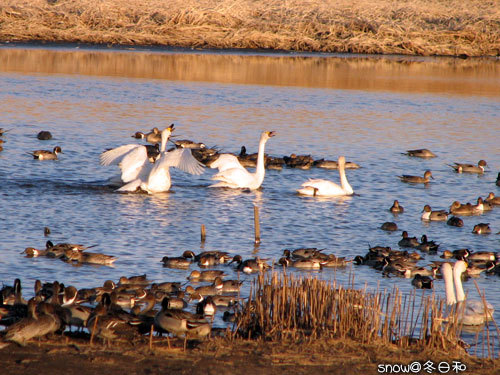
[0,46,499,354]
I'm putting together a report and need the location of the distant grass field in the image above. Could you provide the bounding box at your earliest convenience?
[1,0,499,56]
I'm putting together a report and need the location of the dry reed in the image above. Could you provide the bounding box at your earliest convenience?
[0,0,499,57]
[232,271,498,359]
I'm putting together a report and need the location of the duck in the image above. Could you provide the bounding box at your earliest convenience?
[159,295,188,310]
[380,222,398,231]
[171,139,206,149]
[131,127,162,144]
[21,247,48,257]
[213,277,242,293]
[187,270,226,282]
[321,254,351,268]
[449,159,487,174]
[402,149,436,158]
[468,251,496,262]
[398,231,420,248]
[185,284,221,297]
[196,296,217,317]
[449,201,482,215]
[472,223,491,234]
[447,216,464,227]
[29,146,62,160]
[230,255,269,274]
[496,172,500,187]
[161,254,192,269]
[441,261,494,325]
[210,131,276,189]
[421,205,448,221]
[1,299,61,347]
[411,274,434,289]
[297,156,354,197]
[313,158,360,169]
[118,275,152,286]
[63,249,117,265]
[390,200,404,214]
[283,248,325,260]
[283,154,314,169]
[417,235,439,253]
[37,131,53,140]
[154,298,211,340]
[398,170,433,183]
[150,282,181,294]
[485,192,500,205]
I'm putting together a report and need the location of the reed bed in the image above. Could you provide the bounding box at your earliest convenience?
[0,0,499,57]
[232,271,499,358]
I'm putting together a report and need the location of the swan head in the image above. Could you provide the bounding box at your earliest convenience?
[261,131,276,141]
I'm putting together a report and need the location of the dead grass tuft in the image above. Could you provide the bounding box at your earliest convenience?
[0,0,499,56]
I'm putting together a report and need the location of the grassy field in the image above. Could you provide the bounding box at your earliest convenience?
[0,0,499,57]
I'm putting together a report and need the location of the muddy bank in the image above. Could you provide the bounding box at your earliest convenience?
[1,334,498,375]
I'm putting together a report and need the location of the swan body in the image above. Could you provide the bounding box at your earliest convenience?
[441,261,494,325]
[101,125,204,193]
[210,131,276,189]
[297,156,354,197]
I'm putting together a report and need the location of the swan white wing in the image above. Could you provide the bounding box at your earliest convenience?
[100,144,141,166]
[119,146,149,183]
[298,178,345,196]
[155,148,205,176]
[211,167,254,188]
[209,154,244,172]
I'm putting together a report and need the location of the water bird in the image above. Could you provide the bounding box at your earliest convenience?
[161,255,192,269]
[102,125,204,193]
[313,158,360,169]
[496,172,500,187]
[29,146,62,160]
[449,201,477,216]
[398,231,420,248]
[411,274,433,289]
[131,127,162,144]
[447,216,464,227]
[119,275,152,286]
[63,249,117,265]
[210,131,276,189]
[441,261,494,325]
[196,296,217,317]
[485,192,500,205]
[37,131,52,140]
[390,200,404,214]
[398,170,433,183]
[402,149,436,158]
[283,153,314,169]
[172,139,206,149]
[449,159,487,174]
[421,205,448,221]
[230,255,269,274]
[187,270,226,282]
[417,235,439,253]
[154,298,211,344]
[472,223,491,234]
[297,156,354,197]
[380,222,398,231]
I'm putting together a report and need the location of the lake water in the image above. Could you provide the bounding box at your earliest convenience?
[0,45,499,354]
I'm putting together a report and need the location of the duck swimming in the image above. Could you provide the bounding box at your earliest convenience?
[297,156,354,197]
[390,200,404,214]
[210,131,276,189]
[29,146,62,160]
[421,205,448,221]
[402,149,436,158]
[449,159,487,174]
[398,170,433,184]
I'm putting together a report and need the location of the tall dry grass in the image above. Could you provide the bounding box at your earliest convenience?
[0,0,499,56]
[231,271,499,359]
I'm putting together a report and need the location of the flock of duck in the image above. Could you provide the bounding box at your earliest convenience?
[1,126,499,350]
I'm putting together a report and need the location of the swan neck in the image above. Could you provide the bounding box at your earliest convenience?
[442,264,456,305]
[255,136,267,180]
[453,263,466,302]
[160,131,170,153]
[338,163,353,194]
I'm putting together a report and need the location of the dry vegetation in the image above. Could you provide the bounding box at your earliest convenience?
[0,0,499,56]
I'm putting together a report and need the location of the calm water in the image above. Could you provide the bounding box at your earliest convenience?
[0,46,499,353]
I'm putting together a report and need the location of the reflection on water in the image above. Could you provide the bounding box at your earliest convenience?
[1,46,500,96]
[0,46,499,355]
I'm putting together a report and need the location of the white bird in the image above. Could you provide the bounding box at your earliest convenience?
[441,261,494,325]
[297,156,354,197]
[100,125,204,193]
[209,131,276,189]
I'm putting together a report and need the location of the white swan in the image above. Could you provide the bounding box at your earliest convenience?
[441,261,494,325]
[209,131,276,189]
[297,156,354,197]
[100,125,204,193]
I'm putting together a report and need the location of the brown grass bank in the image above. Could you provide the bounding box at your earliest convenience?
[1,0,499,57]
